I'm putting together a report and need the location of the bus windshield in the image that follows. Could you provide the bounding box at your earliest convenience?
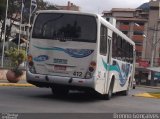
[32,13,97,43]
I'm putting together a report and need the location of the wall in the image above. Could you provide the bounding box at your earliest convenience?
[113,12,134,18]
[0,69,26,80]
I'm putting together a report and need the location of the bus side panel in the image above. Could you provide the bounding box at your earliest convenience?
[93,20,106,94]
[110,59,134,93]
[94,55,108,94]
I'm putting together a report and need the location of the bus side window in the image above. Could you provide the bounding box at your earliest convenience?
[107,37,111,63]
[117,36,122,59]
[100,25,107,55]
[112,32,117,58]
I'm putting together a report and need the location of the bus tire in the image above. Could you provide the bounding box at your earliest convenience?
[122,80,130,96]
[51,87,69,96]
[103,78,114,100]
[133,85,136,89]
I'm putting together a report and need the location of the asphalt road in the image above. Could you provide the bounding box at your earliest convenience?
[0,86,159,113]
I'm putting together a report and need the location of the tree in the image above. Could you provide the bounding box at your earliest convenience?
[0,0,6,21]
[0,0,21,42]
[37,0,58,10]
[0,0,58,43]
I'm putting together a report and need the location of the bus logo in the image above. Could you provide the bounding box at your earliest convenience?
[65,49,94,58]
[34,55,49,62]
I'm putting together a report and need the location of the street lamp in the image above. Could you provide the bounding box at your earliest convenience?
[143,34,146,38]
[148,25,159,86]
[134,23,140,27]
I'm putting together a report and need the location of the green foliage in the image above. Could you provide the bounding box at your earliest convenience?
[5,47,26,67]
[0,0,6,21]
[5,47,26,73]
[5,47,26,77]
[0,0,58,42]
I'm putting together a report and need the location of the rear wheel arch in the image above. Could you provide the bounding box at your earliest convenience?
[122,76,131,96]
[110,75,115,90]
[128,76,132,88]
[103,76,115,100]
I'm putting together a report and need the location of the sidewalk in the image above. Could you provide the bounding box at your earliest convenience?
[133,85,160,99]
[133,92,160,99]
[136,85,160,89]
[0,79,34,87]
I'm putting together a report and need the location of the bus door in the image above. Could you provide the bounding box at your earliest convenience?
[104,36,112,94]
[95,25,112,94]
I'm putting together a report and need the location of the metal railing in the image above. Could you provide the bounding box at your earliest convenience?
[0,56,26,70]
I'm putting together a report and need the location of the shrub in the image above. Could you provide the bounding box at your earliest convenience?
[5,47,27,77]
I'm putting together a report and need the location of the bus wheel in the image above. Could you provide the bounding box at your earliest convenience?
[122,83,130,96]
[103,79,114,100]
[51,87,69,96]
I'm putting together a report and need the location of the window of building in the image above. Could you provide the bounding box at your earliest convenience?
[133,31,144,35]
[121,22,130,25]
[135,41,143,46]
[135,22,144,26]
[136,51,142,58]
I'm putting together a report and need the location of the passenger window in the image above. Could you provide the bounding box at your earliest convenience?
[100,25,108,55]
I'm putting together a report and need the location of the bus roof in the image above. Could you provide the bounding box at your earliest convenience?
[36,10,98,18]
[36,10,135,47]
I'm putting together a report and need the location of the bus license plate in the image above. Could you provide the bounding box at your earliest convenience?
[54,65,66,71]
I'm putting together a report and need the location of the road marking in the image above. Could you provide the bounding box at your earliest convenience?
[134,92,160,99]
[0,83,34,87]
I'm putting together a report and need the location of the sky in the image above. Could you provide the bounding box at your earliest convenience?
[45,0,150,13]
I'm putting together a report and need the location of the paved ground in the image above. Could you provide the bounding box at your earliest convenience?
[1,79,160,99]
[0,86,159,113]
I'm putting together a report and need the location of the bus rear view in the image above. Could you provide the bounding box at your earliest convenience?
[27,10,98,95]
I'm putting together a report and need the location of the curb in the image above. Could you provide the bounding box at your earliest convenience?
[136,85,160,89]
[133,93,160,99]
[0,83,34,87]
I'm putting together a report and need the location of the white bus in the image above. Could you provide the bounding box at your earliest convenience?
[27,10,135,99]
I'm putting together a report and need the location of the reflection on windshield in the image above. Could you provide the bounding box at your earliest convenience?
[32,13,97,43]
[54,21,81,38]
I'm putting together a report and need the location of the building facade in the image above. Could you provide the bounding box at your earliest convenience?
[103,0,160,68]
[103,0,160,85]
[103,8,148,64]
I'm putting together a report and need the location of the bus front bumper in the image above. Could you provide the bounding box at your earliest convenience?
[26,71,95,89]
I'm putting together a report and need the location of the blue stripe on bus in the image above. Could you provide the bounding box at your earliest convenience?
[33,45,94,58]
[102,58,131,87]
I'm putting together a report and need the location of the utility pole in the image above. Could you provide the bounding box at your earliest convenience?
[148,24,160,86]
[26,0,32,55]
[150,25,157,68]
[18,0,24,52]
[1,0,9,67]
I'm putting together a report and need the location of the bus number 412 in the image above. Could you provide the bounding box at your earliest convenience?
[73,72,82,77]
